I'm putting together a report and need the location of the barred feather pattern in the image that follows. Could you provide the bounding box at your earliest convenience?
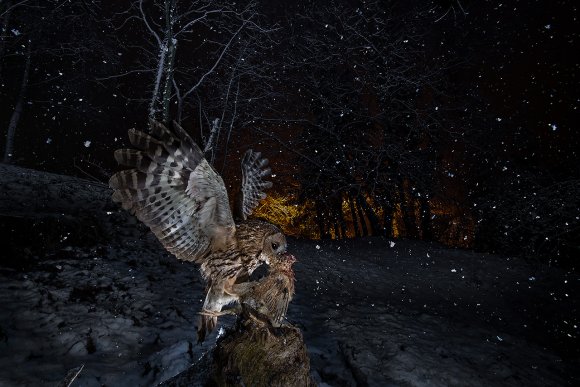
[240,149,273,220]
[109,121,289,342]
[109,120,235,272]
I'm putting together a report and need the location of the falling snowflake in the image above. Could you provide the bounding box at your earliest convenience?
[84,140,91,148]
[389,241,395,248]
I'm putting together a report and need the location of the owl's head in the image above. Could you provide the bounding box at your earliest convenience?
[260,232,288,265]
[236,220,289,271]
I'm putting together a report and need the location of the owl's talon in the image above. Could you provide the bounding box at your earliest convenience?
[199,309,224,318]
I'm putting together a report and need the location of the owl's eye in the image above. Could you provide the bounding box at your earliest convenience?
[271,242,279,250]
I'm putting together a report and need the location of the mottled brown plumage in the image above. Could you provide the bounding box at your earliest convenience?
[211,253,296,327]
[236,253,296,326]
[109,120,287,342]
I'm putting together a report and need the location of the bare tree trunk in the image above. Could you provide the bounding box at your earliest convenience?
[382,199,394,237]
[3,40,31,164]
[161,0,176,124]
[0,0,13,79]
[148,40,167,121]
[355,195,368,237]
[161,39,176,123]
[221,78,240,173]
[337,195,347,238]
[420,196,433,240]
[349,194,361,237]
[204,118,220,163]
[315,199,329,239]
[399,184,416,238]
[357,194,381,235]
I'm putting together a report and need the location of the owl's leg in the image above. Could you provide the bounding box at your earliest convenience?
[197,285,222,343]
[197,282,240,343]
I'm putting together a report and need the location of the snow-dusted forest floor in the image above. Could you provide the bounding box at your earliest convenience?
[0,164,578,387]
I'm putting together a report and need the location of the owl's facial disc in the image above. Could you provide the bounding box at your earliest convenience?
[261,233,287,265]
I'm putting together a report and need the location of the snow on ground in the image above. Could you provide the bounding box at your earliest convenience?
[0,164,578,386]
[290,239,578,386]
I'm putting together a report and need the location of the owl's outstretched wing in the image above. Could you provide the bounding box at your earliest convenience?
[109,120,235,265]
[235,149,273,220]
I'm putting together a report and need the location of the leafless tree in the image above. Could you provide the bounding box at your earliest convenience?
[1,0,109,163]
[265,1,446,239]
[99,0,277,156]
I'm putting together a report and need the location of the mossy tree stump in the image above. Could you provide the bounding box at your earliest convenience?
[161,312,315,386]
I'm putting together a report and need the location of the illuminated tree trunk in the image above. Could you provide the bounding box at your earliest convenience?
[3,40,31,164]
[349,195,361,237]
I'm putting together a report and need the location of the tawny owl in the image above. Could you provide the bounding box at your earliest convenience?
[108,120,288,341]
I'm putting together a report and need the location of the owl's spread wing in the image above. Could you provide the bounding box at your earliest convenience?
[237,149,272,220]
[109,120,235,264]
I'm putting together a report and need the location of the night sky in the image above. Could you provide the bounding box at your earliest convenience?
[1,0,578,262]
[1,1,577,169]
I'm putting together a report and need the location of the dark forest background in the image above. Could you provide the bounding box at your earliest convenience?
[1,0,578,267]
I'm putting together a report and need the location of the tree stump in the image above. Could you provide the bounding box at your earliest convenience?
[161,313,315,387]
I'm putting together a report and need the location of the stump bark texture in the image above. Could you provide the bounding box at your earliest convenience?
[161,313,315,387]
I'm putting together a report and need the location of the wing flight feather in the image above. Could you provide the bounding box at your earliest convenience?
[239,149,273,220]
[109,120,235,265]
